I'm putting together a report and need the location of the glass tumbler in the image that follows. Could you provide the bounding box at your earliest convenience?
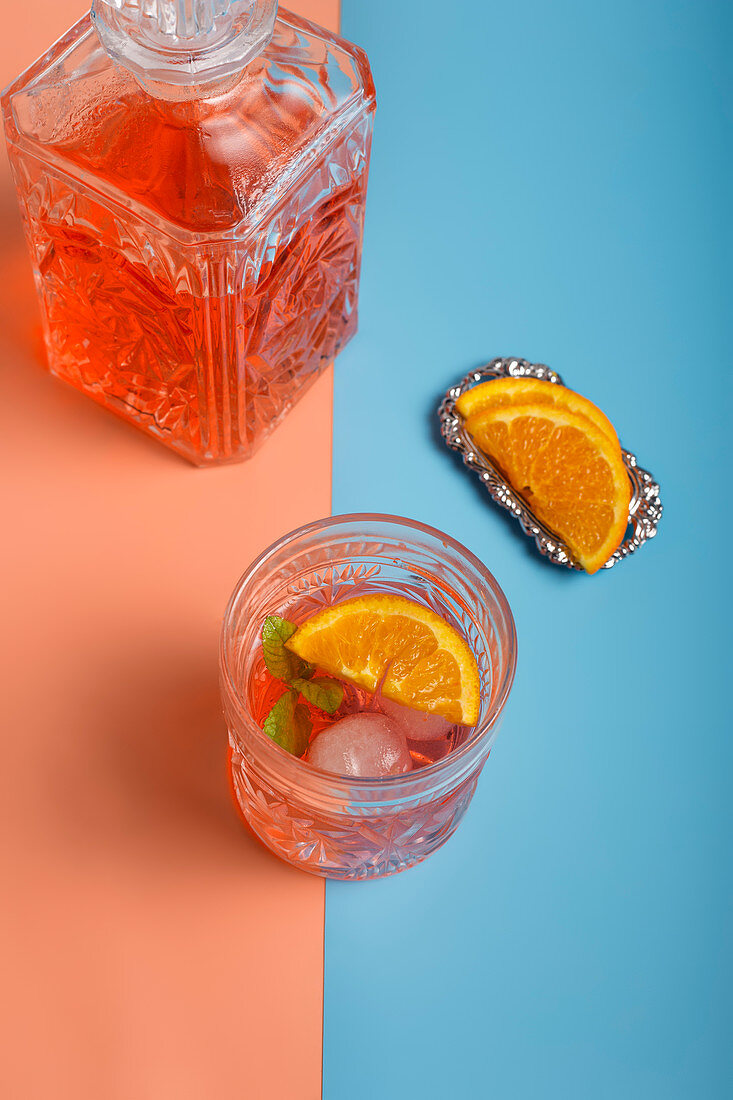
[219,514,517,880]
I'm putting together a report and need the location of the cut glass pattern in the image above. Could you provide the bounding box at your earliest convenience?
[3,10,375,464]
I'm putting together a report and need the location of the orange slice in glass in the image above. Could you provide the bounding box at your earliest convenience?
[286,595,480,725]
[456,377,619,445]
[467,404,631,573]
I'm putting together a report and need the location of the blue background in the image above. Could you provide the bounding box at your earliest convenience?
[326,1,731,1097]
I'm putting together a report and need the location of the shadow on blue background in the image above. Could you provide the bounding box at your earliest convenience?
[325,1,730,1097]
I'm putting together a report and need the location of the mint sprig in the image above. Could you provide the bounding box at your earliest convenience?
[292,676,343,715]
[260,615,344,756]
[263,690,312,757]
[262,615,311,683]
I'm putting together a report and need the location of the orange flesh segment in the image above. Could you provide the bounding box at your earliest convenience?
[286,594,480,725]
[456,377,619,446]
[467,404,631,573]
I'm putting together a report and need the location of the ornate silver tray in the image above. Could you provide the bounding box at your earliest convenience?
[438,357,662,570]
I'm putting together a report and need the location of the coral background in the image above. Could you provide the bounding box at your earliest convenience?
[0,3,338,1097]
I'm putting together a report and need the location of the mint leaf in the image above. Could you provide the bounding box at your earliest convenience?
[262,615,312,684]
[262,690,312,757]
[293,703,313,756]
[292,676,344,715]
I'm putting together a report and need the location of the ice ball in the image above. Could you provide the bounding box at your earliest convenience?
[306,713,412,778]
[378,696,454,742]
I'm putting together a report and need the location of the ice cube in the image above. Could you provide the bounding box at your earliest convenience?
[306,713,412,778]
[378,696,454,742]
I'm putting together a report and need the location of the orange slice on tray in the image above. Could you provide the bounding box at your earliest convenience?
[286,595,480,725]
[456,377,619,445]
[467,403,631,573]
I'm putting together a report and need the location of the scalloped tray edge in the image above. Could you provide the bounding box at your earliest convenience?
[438,357,663,571]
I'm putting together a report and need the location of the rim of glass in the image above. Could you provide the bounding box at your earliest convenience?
[219,513,517,790]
